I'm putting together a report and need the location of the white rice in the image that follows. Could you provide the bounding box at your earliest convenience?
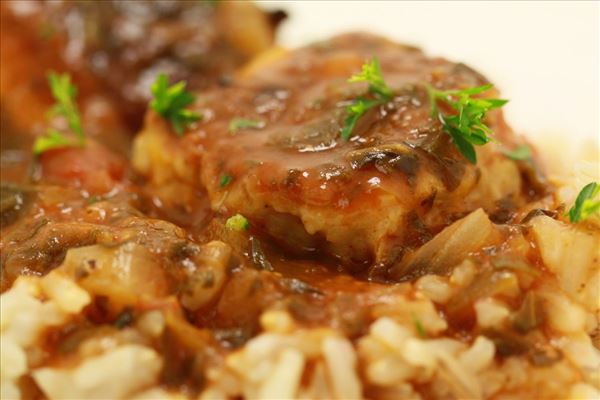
[0,140,599,400]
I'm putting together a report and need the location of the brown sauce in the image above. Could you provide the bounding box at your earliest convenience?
[0,7,586,399]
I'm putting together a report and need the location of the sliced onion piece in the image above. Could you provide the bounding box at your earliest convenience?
[60,243,170,310]
[391,208,499,280]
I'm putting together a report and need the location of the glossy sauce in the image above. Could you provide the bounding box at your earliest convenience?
[0,12,586,399]
[135,33,540,271]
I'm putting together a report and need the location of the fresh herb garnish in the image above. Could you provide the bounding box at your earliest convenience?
[503,144,532,161]
[347,57,394,99]
[426,84,508,164]
[341,57,393,141]
[150,73,201,136]
[567,182,600,223]
[220,174,232,187]
[33,129,72,155]
[225,214,249,231]
[412,313,428,338]
[33,72,85,155]
[229,118,265,134]
[113,308,134,329]
[87,195,100,205]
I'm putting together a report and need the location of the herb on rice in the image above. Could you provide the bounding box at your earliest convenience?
[567,182,600,223]
[412,313,428,338]
[87,195,100,205]
[113,308,134,329]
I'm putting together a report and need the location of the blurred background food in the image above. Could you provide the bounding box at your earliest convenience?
[0,0,283,182]
[0,0,283,142]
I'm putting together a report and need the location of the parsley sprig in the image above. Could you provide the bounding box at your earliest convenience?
[33,72,84,155]
[219,174,232,187]
[426,84,508,164]
[412,313,428,338]
[567,182,600,223]
[347,57,393,99]
[150,73,201,136]
[341,57,393,140]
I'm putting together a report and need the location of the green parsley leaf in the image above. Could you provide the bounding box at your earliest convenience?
[150,73,202,136]
[348,57,393,99]
[33,129,72,156]
[225,214,249,231]
[87,195,100,204]
[567,182,600,223]
[412,313,428,338]
[47,72,84,143]
[229,118,265,134]
[341,57,393,141]
[33,72,84,155]
[503,144,532,161]
[220,174,232,187]
[341,98,381,141]
[426,83,508,164]
[113,308,134,329]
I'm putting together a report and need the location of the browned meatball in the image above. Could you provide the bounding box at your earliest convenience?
[133,33,535,271]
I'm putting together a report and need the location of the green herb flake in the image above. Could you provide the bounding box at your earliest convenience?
[113,308,134,329]
[426,83,508,164]
[567,182,600,223]
[412,313,428,338]
[341,57,393,141]
[225,214,249,231]
[341,98,382,141]
[33,72,85,155]
[503,144,532,161]
[229,118,265,134]
[150,73,202,136]
[220,174,232,187]
[87,195,100,205]
[33,129,72,155]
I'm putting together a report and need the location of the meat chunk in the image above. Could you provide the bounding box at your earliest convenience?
[133,33,537,270]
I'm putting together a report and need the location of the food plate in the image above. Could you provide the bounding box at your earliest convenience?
[1,2,599,400]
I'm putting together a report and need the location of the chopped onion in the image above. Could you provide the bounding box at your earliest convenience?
[391,208,498,280]
[180,241,231,311]
[530,215,600,314]
[60,242,170,311]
